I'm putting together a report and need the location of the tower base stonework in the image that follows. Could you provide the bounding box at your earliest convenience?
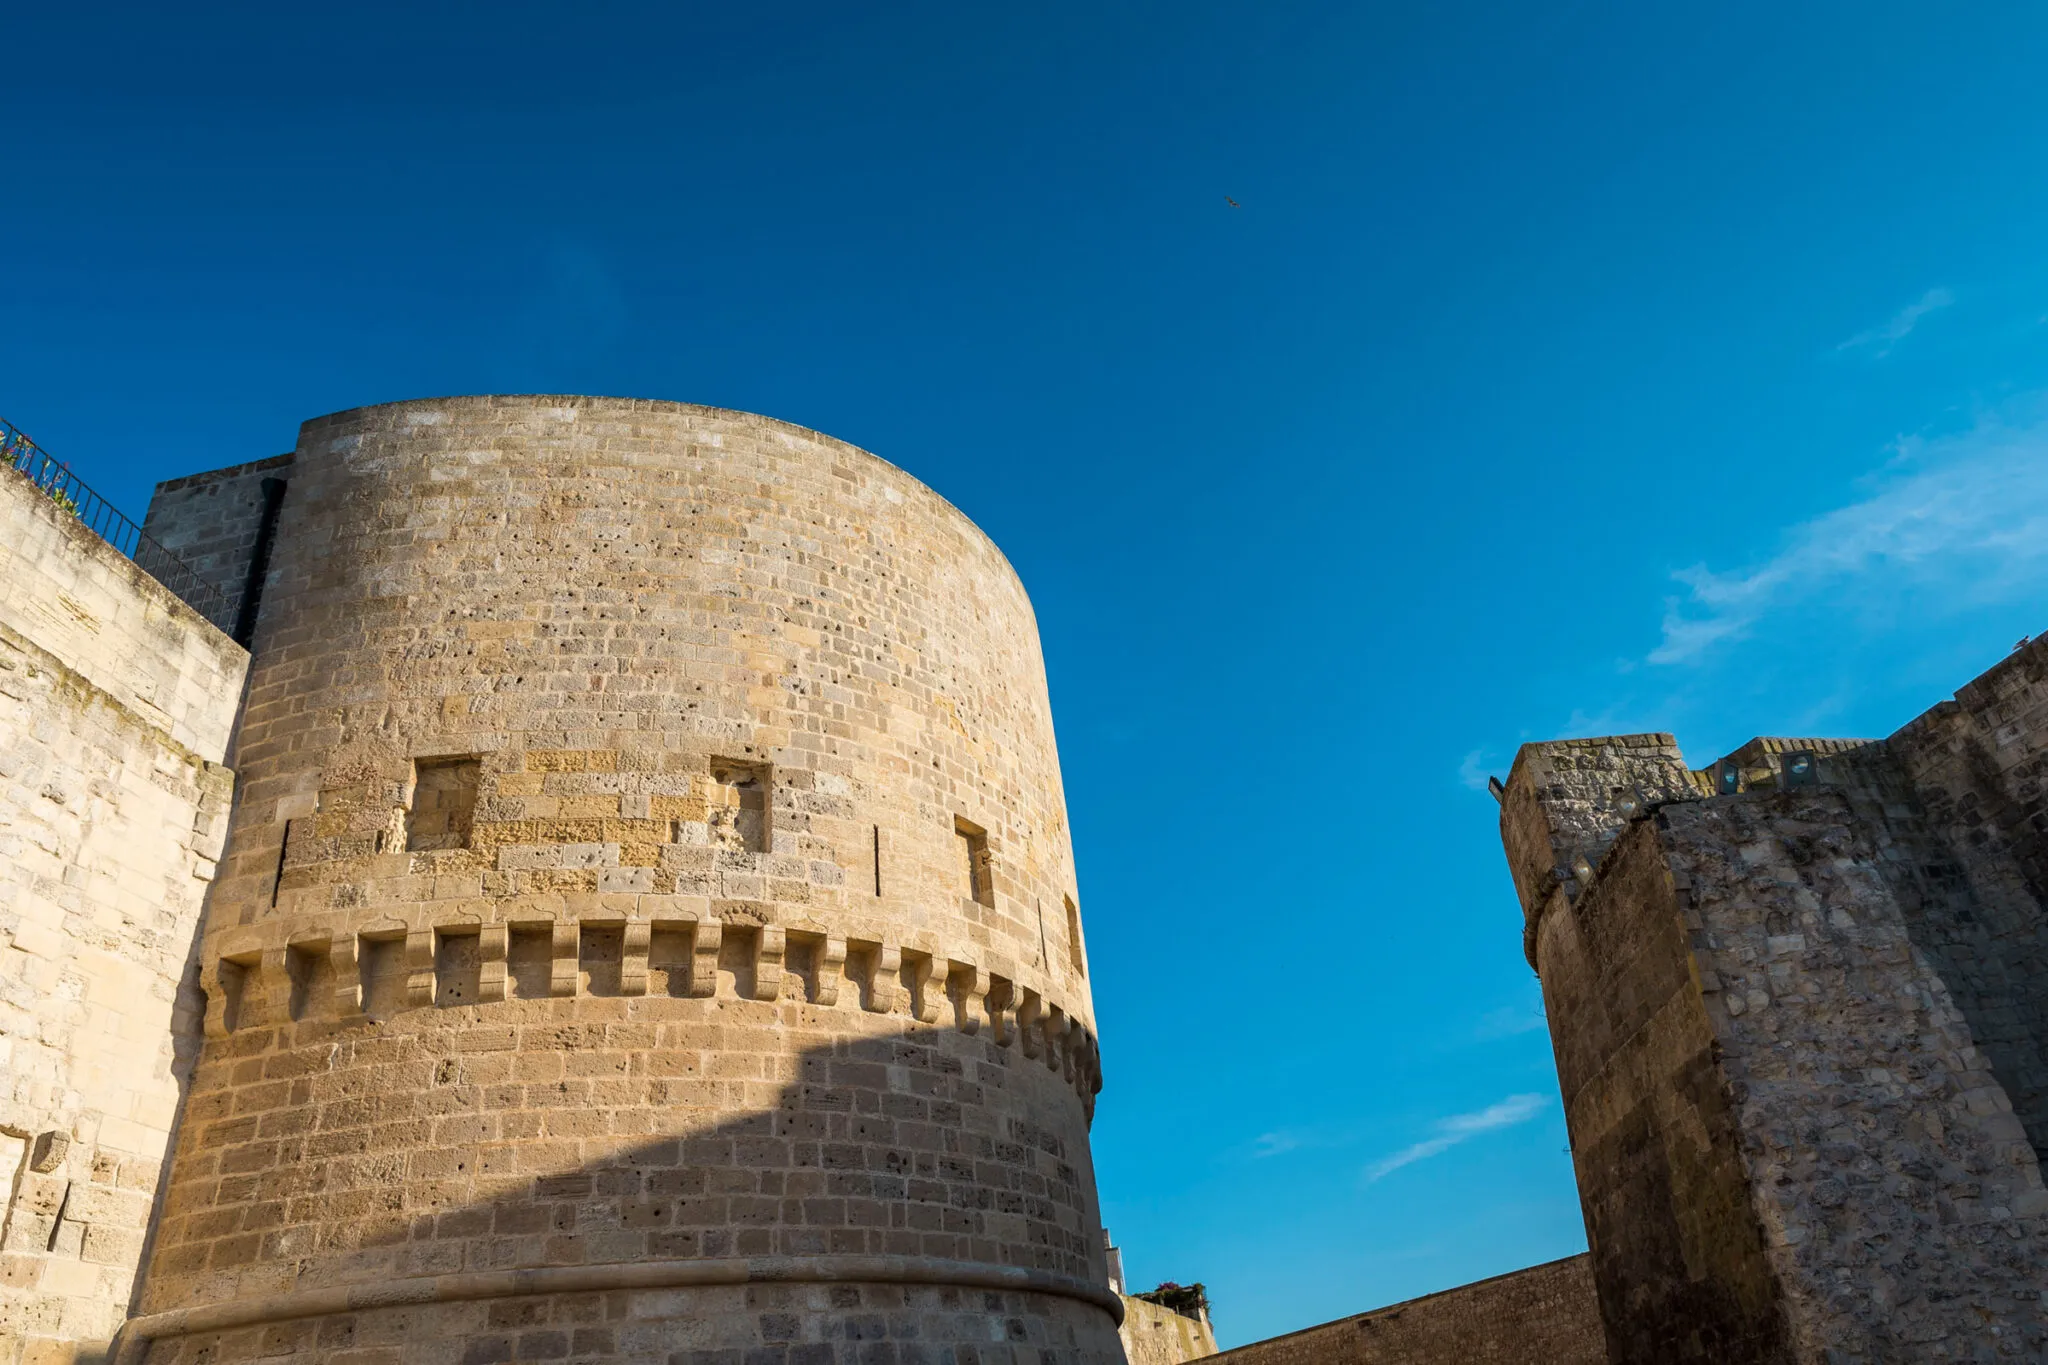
[1501,639,2048,1363]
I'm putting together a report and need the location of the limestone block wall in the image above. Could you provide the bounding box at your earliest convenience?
[1118,1295,1217,1365]
[1204,1255,1605,1365]
[140,454,295,649]
[129,396,1115,1363]
[0,462,250,760]
[0,467,246,1362]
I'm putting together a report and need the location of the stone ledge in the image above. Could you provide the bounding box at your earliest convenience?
[115,1251,1124,1362]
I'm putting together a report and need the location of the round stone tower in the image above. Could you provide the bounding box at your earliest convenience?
[126,397,1115,1363]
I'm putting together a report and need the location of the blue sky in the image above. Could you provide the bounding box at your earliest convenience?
[8,1,2048,1347]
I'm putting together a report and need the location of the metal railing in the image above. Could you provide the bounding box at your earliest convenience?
[2,415,235,632]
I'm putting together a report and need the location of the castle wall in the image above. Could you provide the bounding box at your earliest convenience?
[1883,645,2048,1160]
[1505,645,2048,1362]
[140,454,295,648]
[1202,1254,1604,1365]
[1530,822,1789,1363]
[1661,790,2046,1360]
[0,467,245,1363]
[129,397,1115,1363]
[1118,1295,1217,1364]
[0,463,250,761]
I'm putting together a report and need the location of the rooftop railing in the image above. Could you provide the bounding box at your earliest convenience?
[2,415,234,633]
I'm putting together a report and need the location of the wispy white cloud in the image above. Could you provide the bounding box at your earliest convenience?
[1837,287,1954,357]
[1456,748,1494,792]
[1250,1131,1303,1159]
[1650,407,2048,665]
[1365,1094,1549,1182]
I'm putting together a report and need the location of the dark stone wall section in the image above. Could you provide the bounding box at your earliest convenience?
[1206,1255,1606,1365]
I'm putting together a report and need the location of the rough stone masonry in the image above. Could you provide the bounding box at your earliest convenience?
[11,388,2046,1365]
[1500,639,2048,1362]
[1,396,1121,1364]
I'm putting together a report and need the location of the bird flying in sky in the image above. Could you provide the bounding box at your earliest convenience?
[1225,196,1240,207]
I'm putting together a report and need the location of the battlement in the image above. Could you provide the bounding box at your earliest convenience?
[201,911,1104,1112]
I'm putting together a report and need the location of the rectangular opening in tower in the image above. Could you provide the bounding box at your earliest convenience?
[708,760,770,854]
[956,816,993,907]
[406,756,480,852]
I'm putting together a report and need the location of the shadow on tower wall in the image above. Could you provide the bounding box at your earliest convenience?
[117,990,1128,1365]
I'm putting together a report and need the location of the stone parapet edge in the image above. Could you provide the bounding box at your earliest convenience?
[113,1253,1124,1362]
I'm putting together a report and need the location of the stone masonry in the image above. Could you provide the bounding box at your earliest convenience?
[118,396,1118,1363]
[1500,639,2048,1362]
[1117,1296,1217,1365]
[1203,1255,1604,1365]
[0,463,247,1362]
[26,386,2048,1365]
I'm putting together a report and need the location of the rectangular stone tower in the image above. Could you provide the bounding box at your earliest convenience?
[1501,641,2048,1361]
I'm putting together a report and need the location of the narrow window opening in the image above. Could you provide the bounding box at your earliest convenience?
[873,824,883,897]
[709,760,770,854]
[1065,895,1087,978]
[406,757,480,852]
[955,816,993,907]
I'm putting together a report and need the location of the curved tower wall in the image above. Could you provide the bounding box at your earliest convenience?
[131,397,1114,1362]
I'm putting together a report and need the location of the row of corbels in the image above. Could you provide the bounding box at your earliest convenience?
[201,919,1103,1113]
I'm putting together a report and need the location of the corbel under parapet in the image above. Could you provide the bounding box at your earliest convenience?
[477,924,507,1004]
[687,920,720,998]
[549,922,577,998]
[904,951,940,1024]
[814,936,848,1006]
[946,961,987,1034]
[865,945,901,1014]
[404,930,435,1010]
[986,976,1016,1046]
[620,921,650,997]
[754,926,786,1002]
[1016,989,1043,1059]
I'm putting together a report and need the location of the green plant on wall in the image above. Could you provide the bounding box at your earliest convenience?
[1134,1282,1210,1319]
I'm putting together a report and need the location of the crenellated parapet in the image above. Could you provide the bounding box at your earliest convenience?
[199,904,1105,1114]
